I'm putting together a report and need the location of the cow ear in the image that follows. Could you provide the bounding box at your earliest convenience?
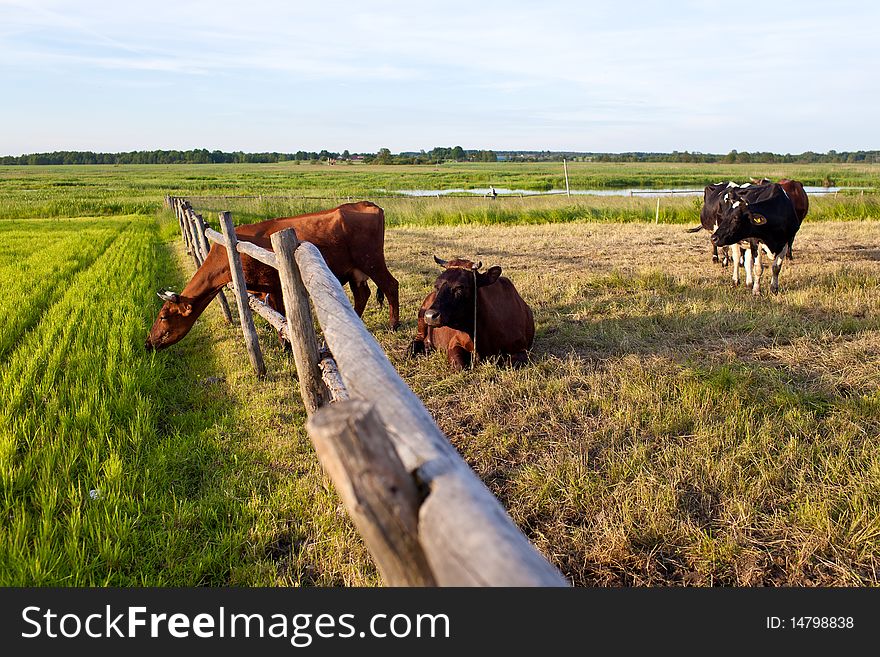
[750,214,767,225]
[157,289,180,303]
[178,301,193,316]
[477,266,502,287]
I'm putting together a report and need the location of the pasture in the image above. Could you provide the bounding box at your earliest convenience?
[379,221,880,585]
[3,161,879,221]
[1,162,879,586]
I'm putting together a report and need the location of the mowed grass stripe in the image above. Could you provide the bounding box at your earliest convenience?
[0,215,376,586]
[0,217,130,360]
[0,221,170,583]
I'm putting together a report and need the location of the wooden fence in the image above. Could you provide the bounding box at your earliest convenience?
[165,196,569,587]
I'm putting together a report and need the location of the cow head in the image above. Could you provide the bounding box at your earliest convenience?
[424,256,502,332]
[145,289,196,350]
[711,194,769,247]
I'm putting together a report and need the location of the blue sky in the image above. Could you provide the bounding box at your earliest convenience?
[1,0,878,155]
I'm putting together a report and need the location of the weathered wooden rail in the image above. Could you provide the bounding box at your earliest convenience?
[165,195,568,587]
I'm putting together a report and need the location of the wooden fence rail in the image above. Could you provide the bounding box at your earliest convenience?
[165,196,568,587]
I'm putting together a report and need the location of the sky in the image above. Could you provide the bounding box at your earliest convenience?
[1,0,878,155]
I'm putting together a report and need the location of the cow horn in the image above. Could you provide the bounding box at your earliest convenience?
[157,289,180,303]
[472,261,482,270]
[433,255,448,267]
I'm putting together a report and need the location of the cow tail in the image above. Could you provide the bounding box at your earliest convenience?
[685,225,703,233]
[376,286,385,307]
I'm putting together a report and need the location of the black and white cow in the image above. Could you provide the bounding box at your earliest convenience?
[687,181,758,266]
[686,182,733,264]
[711,182,801,295]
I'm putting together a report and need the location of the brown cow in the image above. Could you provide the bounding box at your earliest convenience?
[778,178,809,223]
[407,256,534,371]
[145,201,399,350]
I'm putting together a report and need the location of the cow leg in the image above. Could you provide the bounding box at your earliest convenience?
[366,265,400,331]
[731,243,741,286]
[712,244,719,263]
[752,246,767,296]
[407,338,426,357]
[720,247,730,267]
[447,345,471,371]
[770,243,789,295]
[264,290,290,348]
[408,311,430,358]
[349,279,371,317]
[744,244,754,288]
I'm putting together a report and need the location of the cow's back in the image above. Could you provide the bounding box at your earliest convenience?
[477,277,534,355]
[233,201,386,276]
[236,201,383,246]
[778,179,808,223]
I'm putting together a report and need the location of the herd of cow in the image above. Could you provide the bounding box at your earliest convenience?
[145,178,808,370]
[688,177,808,295]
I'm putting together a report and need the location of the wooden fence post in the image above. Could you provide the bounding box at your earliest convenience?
[307,400,436,586]
[174,199,192,254]
[563,158,571,197]
[183,201,197,254]
[655,196,660,224]
[219,211,266,377]
[270,228,328,415]
[184,209,204,270]
[192,214,233,323]
[189,202,568,586]
[294,242,569,586]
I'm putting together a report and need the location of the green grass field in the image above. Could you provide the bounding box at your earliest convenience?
[1,162,879,586]
[0,215,376,585]
[2,161,878,221]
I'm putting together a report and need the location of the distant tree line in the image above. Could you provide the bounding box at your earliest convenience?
[365,146,498,164]
[0,149,356,165]
[0,146,497,165]
[566,150,880,164]
[2,147,878,165]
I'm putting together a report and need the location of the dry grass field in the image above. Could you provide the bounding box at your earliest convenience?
[138,217,880,586]
[176,218,879,586]
[347,220,880,586]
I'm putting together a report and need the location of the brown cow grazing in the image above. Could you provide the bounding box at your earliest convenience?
[407,256,534,371]
[145,201,399,350]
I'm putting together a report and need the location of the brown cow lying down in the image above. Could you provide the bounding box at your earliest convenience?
[146,201,400,350]
[407,256,534,371]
